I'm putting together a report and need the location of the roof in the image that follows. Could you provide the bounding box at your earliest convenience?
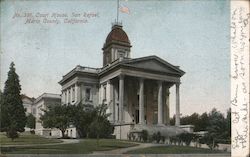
[34,93,61,104]
[21,94,35,102]
[58,65,99,85]
[59,55,185,85]
[99,55,185,77]
[103,24,131,49]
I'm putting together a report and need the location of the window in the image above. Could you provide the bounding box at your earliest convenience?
[32,108,36,115]
[103,86,107,101]
[106,53,111,64]
[118,50,126,58]
[85,88,91,101]
[64,92,67,104]
[72,87,75,102]
[68,90,71,103]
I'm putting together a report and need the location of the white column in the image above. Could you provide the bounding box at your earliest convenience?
[71,86,73,104]
[80,84,83,103]
[61,91,65,104]
[175,83,180,126]
[106,80,111,120]
[74,84,77,103]
[99,84,103,104]
[66,89,69,104]
[109,81,115,122]
[114,83,118,122]
[166,88,170,125]
[77,83,81,103]
[65,91,67,104]
[107,81,110,103]
[119,75,124,123]
[158,81,163,125]
[139,78,145,125]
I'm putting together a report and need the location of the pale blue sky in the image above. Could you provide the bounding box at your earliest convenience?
[0,0,230,116]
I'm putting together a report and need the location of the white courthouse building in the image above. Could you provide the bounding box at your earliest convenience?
[58,23,187,139]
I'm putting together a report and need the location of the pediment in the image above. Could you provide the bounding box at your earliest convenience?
[123,56,184,76]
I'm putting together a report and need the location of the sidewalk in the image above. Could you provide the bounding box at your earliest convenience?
[0,139,80,147]
[93,143,167,154]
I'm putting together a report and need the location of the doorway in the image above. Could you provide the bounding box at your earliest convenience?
[135,109,139,124]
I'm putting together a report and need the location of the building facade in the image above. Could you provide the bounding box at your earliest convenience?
[34,93,61,137]
[21,94,36,116]
[59,23,186,139]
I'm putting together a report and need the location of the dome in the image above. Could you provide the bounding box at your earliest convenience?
[104,24,130,48]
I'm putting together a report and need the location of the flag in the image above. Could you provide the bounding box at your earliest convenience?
[119,5,130,14]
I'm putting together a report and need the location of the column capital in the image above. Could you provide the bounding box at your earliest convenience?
[158,80,163,86]
[107,79,111,84]
[175,82,181,86]
[139,77,144,82]
[119,74,125,80]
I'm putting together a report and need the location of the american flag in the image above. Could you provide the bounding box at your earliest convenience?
[119,5,130,14]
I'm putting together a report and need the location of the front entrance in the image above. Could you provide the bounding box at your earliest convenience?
[135,109,139,124]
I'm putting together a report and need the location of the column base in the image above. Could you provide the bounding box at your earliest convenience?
[157,123,165,127]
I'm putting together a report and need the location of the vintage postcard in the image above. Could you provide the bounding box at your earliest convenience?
[0,0,249,157]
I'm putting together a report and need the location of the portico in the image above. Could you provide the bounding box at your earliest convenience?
[99,56,183,128]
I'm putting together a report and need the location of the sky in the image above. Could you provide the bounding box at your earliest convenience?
[0,0,230,116]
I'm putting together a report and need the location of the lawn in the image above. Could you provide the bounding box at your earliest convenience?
[126,145,229,154]
[1,133,138,154]
[0,132,62,146]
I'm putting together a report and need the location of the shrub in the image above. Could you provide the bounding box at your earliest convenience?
[201,133,219,150]
[161,136,165,143]
[141,130,148,142]
[152,133,157,143]
[170,135,179,145]
[156,132,161,143]
[30,130,35,134]
[7,129,19,141]
[179,133,195,146]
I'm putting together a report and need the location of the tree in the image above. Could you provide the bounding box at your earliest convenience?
[0,62,26,140]
[40,104,71,138]
[202,133,219,150]
[0,90,2,101]
[26,113,36,130]
[70,102,113,139]
[69,103,96,138]
[225,108,231,141]
[197,112,209,131]
[181,113,199,125]
[203,108,226,149]
[89,104,113,139]
[0,90,4,129]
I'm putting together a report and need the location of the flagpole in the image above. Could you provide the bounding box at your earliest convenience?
[117,0,119,23]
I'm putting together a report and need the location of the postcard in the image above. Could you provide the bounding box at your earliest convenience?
[0,0,249,157]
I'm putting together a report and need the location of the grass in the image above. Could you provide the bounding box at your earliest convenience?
[0,132,62,146]
[0,133,229,154]
[0,133,138,154]
[126,145,229,154]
